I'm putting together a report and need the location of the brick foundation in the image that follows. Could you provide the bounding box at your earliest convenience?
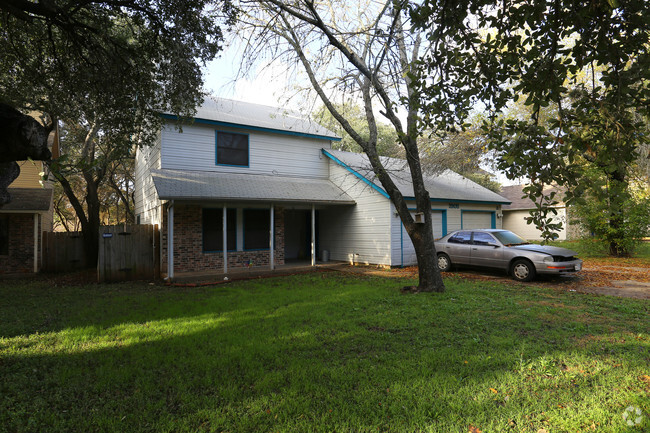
[161,204,285,274]
[0,213,40,274]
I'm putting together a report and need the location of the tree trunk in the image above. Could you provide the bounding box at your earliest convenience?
[408,214,445,292]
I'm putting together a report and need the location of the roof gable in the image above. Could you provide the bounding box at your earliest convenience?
[500,184,566,210]
[323,149,510,205]
[163,97,340,141]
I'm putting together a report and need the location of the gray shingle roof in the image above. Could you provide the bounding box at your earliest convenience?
[0,188,52,212]
[324,149,510,204]
[500,184,566,210]
[151,169,355,205]
[186,97,340,140]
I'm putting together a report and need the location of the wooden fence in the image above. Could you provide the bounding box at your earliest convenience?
[42,224,160,282]
[42,231,88,272]
[98,224,160,282]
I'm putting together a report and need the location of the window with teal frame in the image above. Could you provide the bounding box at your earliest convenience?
[216,131,249,167]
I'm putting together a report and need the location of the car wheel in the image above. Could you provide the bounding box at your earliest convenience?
[511,259,536,282]
[437,253,452,272]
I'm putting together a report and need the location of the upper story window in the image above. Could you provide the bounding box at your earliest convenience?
[216,131,249,167]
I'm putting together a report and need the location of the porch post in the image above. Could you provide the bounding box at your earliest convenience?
[167,201,174,280]
[222,205,227,274]
[269,204,275,270]
[33,213,38,273]
[311,204,315,266]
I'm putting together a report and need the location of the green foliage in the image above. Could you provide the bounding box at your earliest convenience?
[411,0,650,254]
[1,274,648,432]
[573,191,650,256]
[0,0,233,144]
[313,103,401,157]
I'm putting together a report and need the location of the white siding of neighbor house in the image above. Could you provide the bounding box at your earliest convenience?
[319,163,392,266]
[135,133,162,225]
[160,123,331,179]
[390,201,503,266]
[503,208,567,241]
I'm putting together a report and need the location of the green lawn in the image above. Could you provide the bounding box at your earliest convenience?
[1,272,648,432]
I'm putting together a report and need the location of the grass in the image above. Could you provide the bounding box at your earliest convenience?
[1,272,648,432]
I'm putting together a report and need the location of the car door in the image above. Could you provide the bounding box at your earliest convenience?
[442,231,472,265]
[470,232,506,269]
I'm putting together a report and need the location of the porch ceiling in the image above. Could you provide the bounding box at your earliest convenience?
[151,169,356,205]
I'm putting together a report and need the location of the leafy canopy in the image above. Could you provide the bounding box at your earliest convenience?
[412,0,650,252]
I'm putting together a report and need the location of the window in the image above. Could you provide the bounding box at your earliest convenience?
[0,216,7,255]
[216,131,249,167]
[448,231,471,244]
[244,209,270,250]
[472,232,496,246]
[203,208,236,252]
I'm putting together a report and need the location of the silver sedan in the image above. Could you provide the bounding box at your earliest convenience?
[434,229,583,282]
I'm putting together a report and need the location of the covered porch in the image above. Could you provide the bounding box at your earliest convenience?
[151,169,355,280]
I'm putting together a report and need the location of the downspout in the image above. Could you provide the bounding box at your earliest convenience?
[269,204,275,270]
[167,200,174,280]
[311,204,315,266]
[33,213,38,273]
[222,205,227,274]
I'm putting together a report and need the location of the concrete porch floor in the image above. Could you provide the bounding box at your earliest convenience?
[169,261,349,285]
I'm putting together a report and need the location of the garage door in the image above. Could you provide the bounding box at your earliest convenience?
[461,211,494,229]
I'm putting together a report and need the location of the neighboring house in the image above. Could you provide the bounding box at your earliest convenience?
[134,97,510,278]
[0,161,53,273]
[500,184,576,241]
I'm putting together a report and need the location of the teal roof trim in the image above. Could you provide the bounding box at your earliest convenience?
[161,114,341,142]
[321,149,390,199]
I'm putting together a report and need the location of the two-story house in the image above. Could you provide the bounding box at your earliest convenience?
[0,160,53,273]
[135,97,509,279]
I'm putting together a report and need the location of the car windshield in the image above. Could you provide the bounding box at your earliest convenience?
[492,230,528,246]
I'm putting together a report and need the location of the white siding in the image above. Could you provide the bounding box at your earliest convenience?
[503,208,567,240]
[135,133,162,225]
[390,209,444,267]
[319,163,392,266]
[160,123,330,179]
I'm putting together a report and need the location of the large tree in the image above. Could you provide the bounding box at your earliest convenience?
[1,0,234,264]
[236,0,446,292]
[412,0,650,255]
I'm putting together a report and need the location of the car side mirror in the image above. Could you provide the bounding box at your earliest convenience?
[488,243,500,248]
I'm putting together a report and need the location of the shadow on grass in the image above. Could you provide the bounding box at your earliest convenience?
[0,273,648,432]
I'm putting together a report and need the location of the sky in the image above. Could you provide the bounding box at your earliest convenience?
[201,40,521,186]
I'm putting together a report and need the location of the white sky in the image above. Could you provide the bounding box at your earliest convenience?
[202,43,522,186]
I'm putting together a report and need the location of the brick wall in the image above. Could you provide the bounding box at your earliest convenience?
[161,204,285,274]
[0,213,37,274]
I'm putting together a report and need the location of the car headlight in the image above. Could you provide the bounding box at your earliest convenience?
[543,256,553,263]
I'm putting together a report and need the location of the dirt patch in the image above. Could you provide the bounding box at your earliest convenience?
[335,258,649,300]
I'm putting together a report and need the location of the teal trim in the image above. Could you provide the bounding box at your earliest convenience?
[405,207,448,237]
[321,149,390,199]
[215,130,250,167]
[161,113,341,142]
[460,210,496,229]
[403,197,510,205]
